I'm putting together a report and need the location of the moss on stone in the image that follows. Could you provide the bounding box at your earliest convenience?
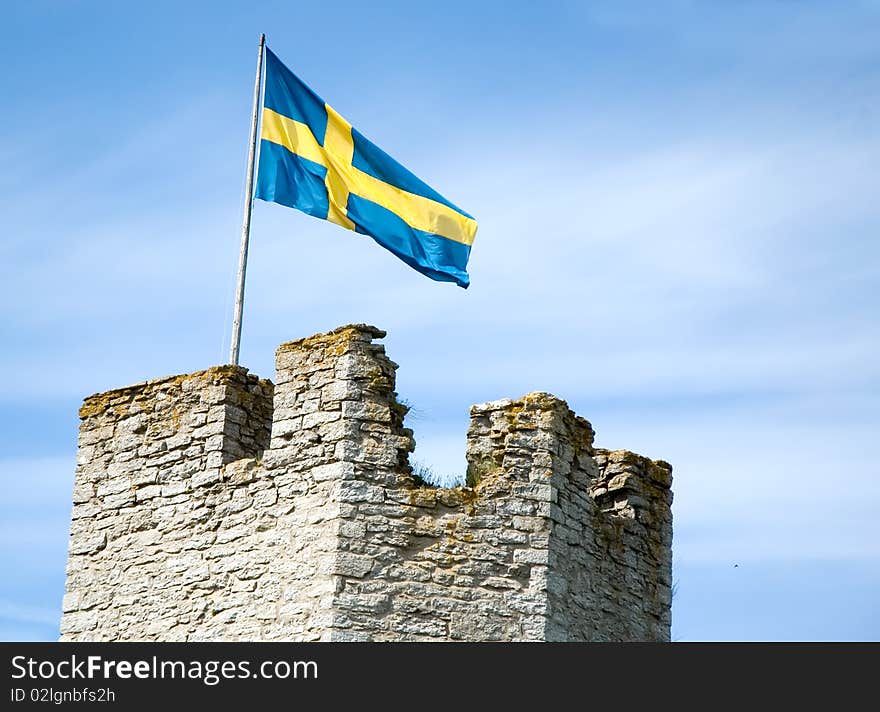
[466,454,500,488]
[276,324,386,356]
[78,365,251,420]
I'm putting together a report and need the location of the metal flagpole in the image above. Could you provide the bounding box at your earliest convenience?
[229,32,266,366]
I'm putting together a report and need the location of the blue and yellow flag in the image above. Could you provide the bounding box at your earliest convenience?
[255,48,477,288]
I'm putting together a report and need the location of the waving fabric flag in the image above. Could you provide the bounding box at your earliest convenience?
[255,48,478,288]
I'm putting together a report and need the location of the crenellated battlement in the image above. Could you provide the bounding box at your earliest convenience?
[61,325,672,641]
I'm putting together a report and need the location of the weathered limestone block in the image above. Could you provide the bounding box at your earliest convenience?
[61,324,672,642]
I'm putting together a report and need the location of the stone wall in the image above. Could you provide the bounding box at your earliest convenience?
[61,325,673,641]
[464,397,672,641]
[61,367,273,639]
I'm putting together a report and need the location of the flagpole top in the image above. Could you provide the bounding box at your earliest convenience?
[259,33,265,46]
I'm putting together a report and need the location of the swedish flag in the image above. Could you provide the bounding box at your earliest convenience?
[255,48,478,288]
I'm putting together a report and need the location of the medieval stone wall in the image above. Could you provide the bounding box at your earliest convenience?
[61,367,273,639]
[61,325,672,641]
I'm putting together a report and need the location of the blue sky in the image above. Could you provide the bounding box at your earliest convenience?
[1,0,878,641]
